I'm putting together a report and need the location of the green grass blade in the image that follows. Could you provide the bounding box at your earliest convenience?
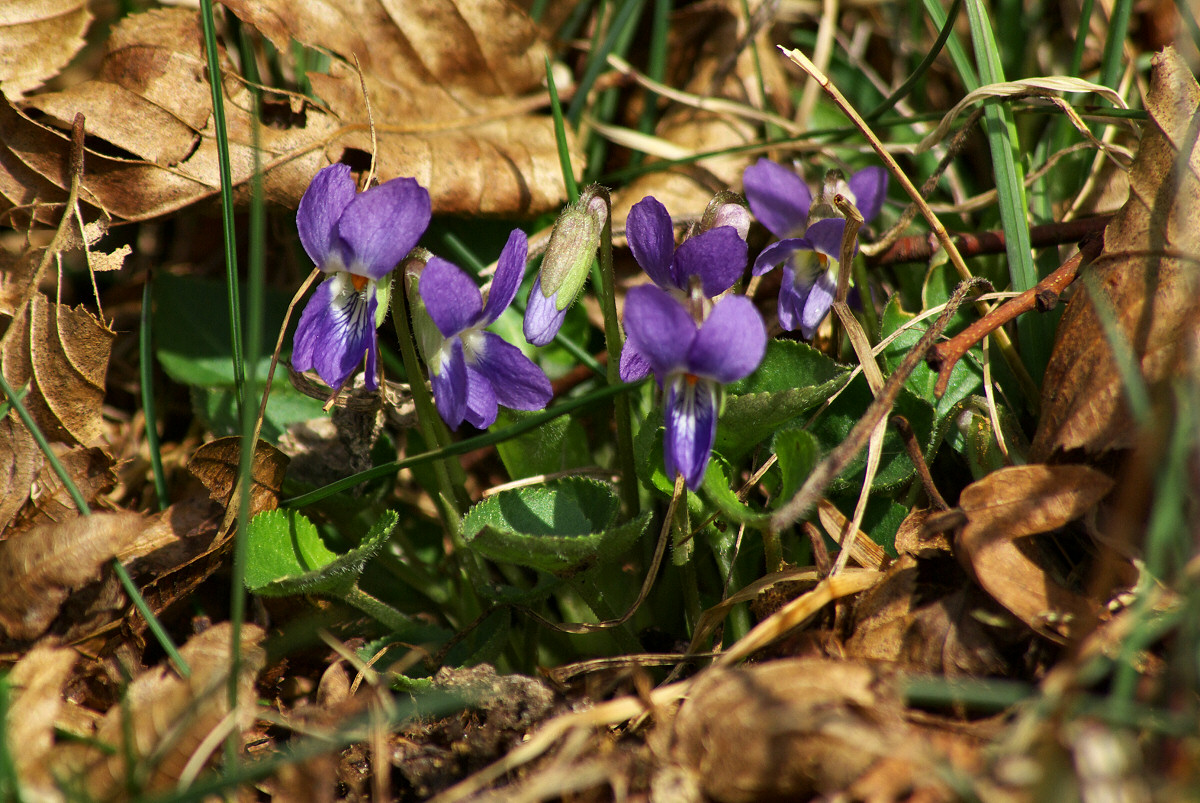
[1099,0,1134,92]
[140,277,168,511]
[199,0,245,416]
[964,0,1045,379]
[629,0,671,168]
[921,0,978,90]
[868,0,962,120]
[566,0,644,127]
[546,56,579,203]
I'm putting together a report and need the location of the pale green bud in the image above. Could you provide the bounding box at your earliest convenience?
[538,185,609,311]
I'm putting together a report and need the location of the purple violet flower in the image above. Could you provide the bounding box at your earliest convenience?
[292,164,431,390]
[623,285,766,490]
[417,230,553,431]
[742,158,887,338]
[618,196,749,383]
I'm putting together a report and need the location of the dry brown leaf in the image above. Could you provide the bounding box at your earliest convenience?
[0,509,142,641]
[0,0,91,99]
[0,413,42,532]
[4,643,78,796]
[846,554,1018,677]
[956,464,1115,642]
[10,446,116,536]
[4,3,576,227]
[1,292,114,447]
[187,435,289,515]
[1032,47,1200,459]
[71,623,266,799]
[665,658,920,802]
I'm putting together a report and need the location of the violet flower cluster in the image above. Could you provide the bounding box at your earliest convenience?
[742,158,887,338]
[291,157,887,493]
[291,165,550,431]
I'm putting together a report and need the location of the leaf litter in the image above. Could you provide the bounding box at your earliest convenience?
[0,3,1198,802]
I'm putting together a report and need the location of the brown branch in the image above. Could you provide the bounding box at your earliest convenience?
[926,229,1105,398]
[867,215,1110,267]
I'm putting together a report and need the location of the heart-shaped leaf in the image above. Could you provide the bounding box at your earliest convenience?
[462,478,650,574]
[245,509,396,597]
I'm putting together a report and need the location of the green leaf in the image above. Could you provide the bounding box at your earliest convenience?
[494,409,592,480]
[155,273,324,442]
[879,294,982,420]
[701,455,770,527]
[193,384,325,444]
[245,509,397,597]
[773,428,820,506]
[462,478,651,573]
[811,373,936,493]
[718,340,849,459]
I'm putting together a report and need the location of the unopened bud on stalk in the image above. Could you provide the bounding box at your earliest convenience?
[523,185,609,346]
[698,190,750,242]
[401,249,444,366]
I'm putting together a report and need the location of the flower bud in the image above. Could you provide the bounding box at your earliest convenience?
[523,185,609,346]
[699,190,750,241]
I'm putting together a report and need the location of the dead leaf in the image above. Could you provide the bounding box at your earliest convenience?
[187,435,289,515]
[4,3,576,227]
[955,464,1116,642]
[0,510,142,641]
[1032,47,1200,459]
[1,293,114,447]
[846,554,1019,677]
[4,643,78,797]
[665,658,918,802]
[71,623,266,799]
[0,0,91,99]
[10,446,116,535]
[0,413,42,532]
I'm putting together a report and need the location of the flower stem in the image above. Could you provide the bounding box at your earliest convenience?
[390,268,489,616]
[594,192,639,517]
[390,272,470,524]
[342,585,415,634]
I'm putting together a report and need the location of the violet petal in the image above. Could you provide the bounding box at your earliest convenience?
[800,271,837,339]
[619,341,653,383]
[626,196,677,289]
[420,257,484,338]
[292,274,377,389]
[297,164,356,270]
[482,228,528,324]
[688,295,766,384]
[743,158,811,240]
[805,217,850,259]
[622,285,696,377]
[777,264,814,333]
[663,375,718,491]
[467,331,553,412]
[751,238,808,277]
[849,166,888,224]
[337,177,431,279]
[431,338,469,430]
[523,275,568,346]
[673,226,747,296]
[463,365,499,430]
